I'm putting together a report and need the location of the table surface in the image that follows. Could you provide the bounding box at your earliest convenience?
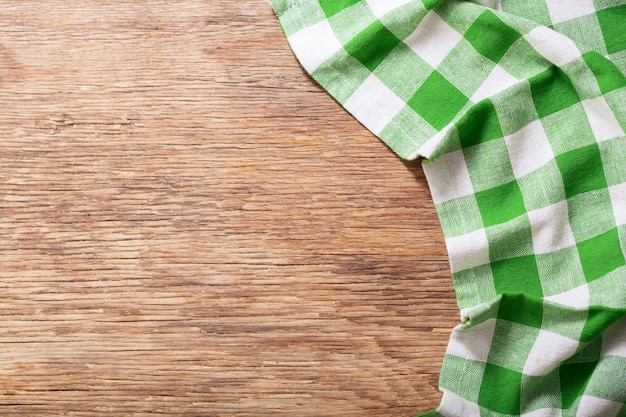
[0,2,456,416]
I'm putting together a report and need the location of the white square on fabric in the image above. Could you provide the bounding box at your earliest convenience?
[438,390,482,417]
[582,97,625,143]
[404,11,463,69]
[523,330,579,376]
[609,183,626,226]
[545,0,596,25]
[446,319,497,363]
[545,284,590,309]
[527,201,576,254]
[288,20,343,73]
[601,317,626,358]
[505,120,555,179]
[524,26,581,66]
[424,150,475,203]
[344,74,405,135]
[471,65,519,103]
[576,396,623,417]
[446,229,490,273]
[365,0,412,19]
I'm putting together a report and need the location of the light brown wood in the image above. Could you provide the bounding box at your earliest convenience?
[0,2,456,416]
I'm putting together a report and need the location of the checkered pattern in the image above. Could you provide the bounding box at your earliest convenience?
[268,0,626,415]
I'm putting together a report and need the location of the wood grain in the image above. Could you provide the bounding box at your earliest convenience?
[0,1,456,416]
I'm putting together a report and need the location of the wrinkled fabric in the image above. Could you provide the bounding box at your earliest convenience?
[268,1,626,415]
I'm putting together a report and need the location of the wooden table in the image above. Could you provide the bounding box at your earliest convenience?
[0,2,456,415]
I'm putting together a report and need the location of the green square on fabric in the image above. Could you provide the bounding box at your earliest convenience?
[542,302,588,341]
[582,51,626,94]
[560,361,598,409]
[486,215,534,262]
[561,57,603,100]
[457,99,504,148]
[518,161,567,212]
[453,264,498,311]
[536,247,586,297]
[596,5,626,54]
[464,10,521,63]
[487,320,538,372]
[439,355,486,403]
[497,308,543,349]
[318,0,360,18]
[408,71,469,130]
[586,356,626,402]
[567,189,616,242]
[541,104,595,155]
[475,180,526,227]
[600,138,626,187]
[577,228,626,282]
[344,20,402,72]
[327,2,376,44]
[478,363,522,414]
[492,257,544,301]
[610,50,626,74]
[530,66,581,118]
[520,371,562,412]
[436,195,483,238]
[555,143,608,198]
[465,140,515,192]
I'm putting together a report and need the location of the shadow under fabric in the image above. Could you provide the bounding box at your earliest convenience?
[267,0,626,415]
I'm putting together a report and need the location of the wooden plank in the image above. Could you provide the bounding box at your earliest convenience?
[0,1,456,415]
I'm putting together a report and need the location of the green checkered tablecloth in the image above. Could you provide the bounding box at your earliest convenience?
[268,0,626,416]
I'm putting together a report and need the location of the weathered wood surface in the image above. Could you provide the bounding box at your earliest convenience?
[0,2,456,416]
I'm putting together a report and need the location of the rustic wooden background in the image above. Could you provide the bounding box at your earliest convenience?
[0,2,456,416]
